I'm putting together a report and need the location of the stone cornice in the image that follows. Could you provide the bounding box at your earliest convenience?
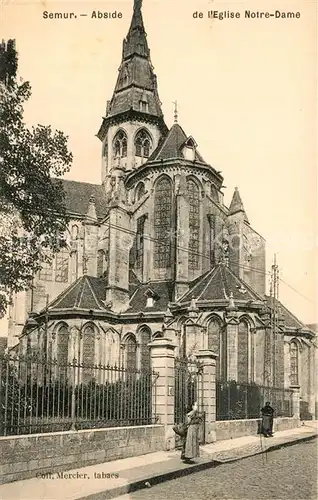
[97,110,168,142]
[125,162,223,190]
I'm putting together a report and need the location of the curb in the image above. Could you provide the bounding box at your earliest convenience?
[78,459,223,500]
[78,434,317,500]
[211,433,317,464]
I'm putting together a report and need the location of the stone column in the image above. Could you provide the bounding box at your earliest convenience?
[174,170,190,301]
[290,384,301,420]
[149,337,176,450]
[225,308,238,381]
[195,349,218,443]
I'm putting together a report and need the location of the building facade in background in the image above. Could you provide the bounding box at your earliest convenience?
[8,0,316,416]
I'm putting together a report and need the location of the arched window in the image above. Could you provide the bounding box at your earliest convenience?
[56,324,69,381]
[139,327,151,371]
[135,182,145,201]
[39,260,53,281]
[136,216,146,274]
[154,177,172,268]
[82,325,95,365]
[71,251,78,282]
[82,325,95,382]
[102,140,108,171]
[55,248,69,283]
[97,250,105,277]
[238,321,249,383]
[71,224,78,241]
[207,318,225,380]
[290,341,299,386]
[135,129,152,158]
[113,130,127,158]
[187,179,200,270]
[125,335,137,371]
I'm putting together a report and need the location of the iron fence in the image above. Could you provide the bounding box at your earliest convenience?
[216,380,293,420]
[0,353,158,436]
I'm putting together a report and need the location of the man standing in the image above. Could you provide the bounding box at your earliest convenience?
[261,401,275,437]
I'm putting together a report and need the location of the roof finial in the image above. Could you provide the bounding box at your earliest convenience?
[173,100,178,123]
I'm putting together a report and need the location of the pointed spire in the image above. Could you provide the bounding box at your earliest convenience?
[228,187,249,222]
[97,0,167,139]
[123,0,149,60]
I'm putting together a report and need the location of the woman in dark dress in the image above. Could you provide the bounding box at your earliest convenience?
[183,401,202,463]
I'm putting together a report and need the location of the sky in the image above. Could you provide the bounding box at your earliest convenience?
[1,0,317,327]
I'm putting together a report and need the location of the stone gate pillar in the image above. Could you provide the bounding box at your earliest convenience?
[149,337,176,450]
[290,384,301,420]
[195,349,218,444]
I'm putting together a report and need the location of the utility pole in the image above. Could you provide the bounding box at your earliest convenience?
[270,255,279,387]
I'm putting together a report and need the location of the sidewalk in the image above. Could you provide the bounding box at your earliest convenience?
[0,424,316,500]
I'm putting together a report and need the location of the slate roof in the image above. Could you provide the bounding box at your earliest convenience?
[179,264,262,304]
[42,271,172,315]
[128,281,174,313]
[58,179,109,220]
[148,123,206,163]
[47,276,107,312]
[264,295,310,332]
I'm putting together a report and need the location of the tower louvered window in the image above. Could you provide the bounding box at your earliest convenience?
[113,130,127,158]
[154,177,172,268]
[135,129,152,158]
[187,179,200,270]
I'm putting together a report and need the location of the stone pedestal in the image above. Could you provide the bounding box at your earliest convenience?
[195,350,218,443]
[149,338,176,450]
[290,384,301,420]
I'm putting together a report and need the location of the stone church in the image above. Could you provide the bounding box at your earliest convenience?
[10,0,316,415]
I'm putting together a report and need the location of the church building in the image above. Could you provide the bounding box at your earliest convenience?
[9,0,316,416]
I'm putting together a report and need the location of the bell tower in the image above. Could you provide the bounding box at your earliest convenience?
[97,0,168,198]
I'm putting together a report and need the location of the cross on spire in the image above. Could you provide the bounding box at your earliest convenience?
[173,100,178,123]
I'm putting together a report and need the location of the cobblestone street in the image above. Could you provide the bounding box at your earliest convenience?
[118,440,317,500]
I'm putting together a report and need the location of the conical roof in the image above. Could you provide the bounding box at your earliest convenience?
[228,187,249,222]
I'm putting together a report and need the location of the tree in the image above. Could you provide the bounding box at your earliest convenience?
[0,40,73,317]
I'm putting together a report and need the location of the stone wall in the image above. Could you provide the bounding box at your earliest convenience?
[0,425,165,485]
[215,417,300,441]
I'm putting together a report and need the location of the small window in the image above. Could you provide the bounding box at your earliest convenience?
[139,101,148,113]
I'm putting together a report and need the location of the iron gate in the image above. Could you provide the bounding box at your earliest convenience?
[174,356,205,448]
